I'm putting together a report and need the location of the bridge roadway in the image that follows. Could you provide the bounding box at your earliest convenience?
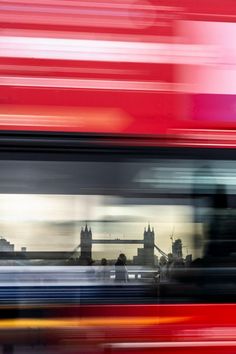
[92,239,144,244]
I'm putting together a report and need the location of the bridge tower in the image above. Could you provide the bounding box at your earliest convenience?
[143,224,155,266]
[79,224,92,264]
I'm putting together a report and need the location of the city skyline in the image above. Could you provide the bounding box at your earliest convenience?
[0,194,199,259]
[0,224,189,266]
[0,220,196,260]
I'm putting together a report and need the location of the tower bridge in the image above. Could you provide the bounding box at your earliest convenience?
[0,226,169,266]
[76,224,168,266]
[92,239,144,244]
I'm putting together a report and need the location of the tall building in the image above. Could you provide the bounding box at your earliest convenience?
[0,237,14,252]
[79,224,92,264]
[172,239,183,259]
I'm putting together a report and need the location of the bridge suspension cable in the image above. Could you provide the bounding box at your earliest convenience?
[154,244,168,259]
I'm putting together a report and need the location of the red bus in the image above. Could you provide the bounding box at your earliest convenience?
[0,1,236,353]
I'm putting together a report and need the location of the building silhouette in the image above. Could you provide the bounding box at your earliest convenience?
[133,225,156,266]
[172,239,183,259]
[79,224,92,264]
[0,237,14,252]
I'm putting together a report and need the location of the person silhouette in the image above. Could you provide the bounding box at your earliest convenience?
[115,253,128,282]
[99,258,110,281]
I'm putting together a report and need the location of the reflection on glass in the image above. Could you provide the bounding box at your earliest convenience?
[0,158,234,354]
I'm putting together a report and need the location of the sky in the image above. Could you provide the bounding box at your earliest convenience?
[0,194,202,260]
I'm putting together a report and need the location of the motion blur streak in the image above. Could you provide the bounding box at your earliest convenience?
[0,0,160,29]
[107,341,236,348]
[0,77,172,91]
[0,316,188,328]
[1,0,236,141]
[0,105,132,132]
[0,36,214,65]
